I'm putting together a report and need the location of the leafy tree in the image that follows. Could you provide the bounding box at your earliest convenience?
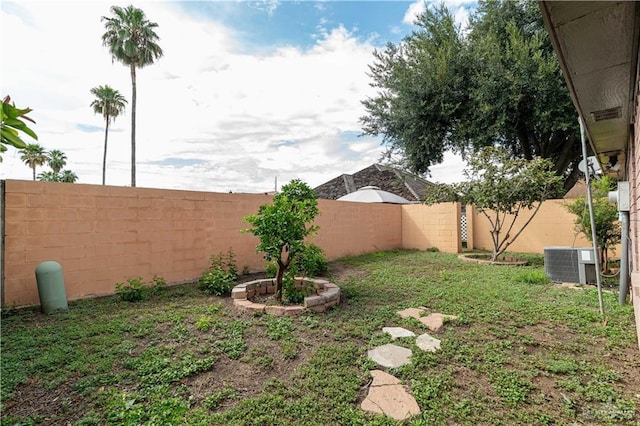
[1,95,37,162]
[59,170,79,183]
[566,176,620,271]
[243,179,320,303]
[47,149,67,174]
[101,5,163,187]
[424,147,563,261]
[37,171,60,182]
[19,143,48,181]
[90,85,127,185]
[361,0,581,193]
[38,169,78,183]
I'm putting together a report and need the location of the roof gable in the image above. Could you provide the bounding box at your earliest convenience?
[314,164,434,201]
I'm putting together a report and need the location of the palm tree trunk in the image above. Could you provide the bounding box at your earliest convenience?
[32,165,36,181]
[102,117,110,185]
[130,64,137,187]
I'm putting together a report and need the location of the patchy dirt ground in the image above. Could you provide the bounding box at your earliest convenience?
[3,259,639,425]
[1,267,361,425]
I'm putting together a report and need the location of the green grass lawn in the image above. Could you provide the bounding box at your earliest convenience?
[1,249,638,425]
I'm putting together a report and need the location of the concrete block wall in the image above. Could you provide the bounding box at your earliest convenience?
[1,180,403,307]
[2,180,273,307]
[470,199,592,254]
[1,179,610,308]
[401,203,460,253]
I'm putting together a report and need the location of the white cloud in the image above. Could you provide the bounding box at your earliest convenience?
[1,1,465,193]
[403,0,426,25]
[427,151,467,184]
[403,0,473,30]
[1,2,386,192]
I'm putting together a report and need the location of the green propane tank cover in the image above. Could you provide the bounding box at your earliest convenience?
[35,261,68,314]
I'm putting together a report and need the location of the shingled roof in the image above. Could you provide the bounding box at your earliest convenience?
[314,164,434,202]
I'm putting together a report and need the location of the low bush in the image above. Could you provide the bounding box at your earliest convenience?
[115,276,167,302]
[282,267,316,304]
[199,269,235,296]
[296,244,328,277]
[199,248,238,296]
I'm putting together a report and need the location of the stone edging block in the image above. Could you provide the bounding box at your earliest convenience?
[232,277,340,316]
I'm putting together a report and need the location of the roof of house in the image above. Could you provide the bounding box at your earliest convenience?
[563,179,587,199]
[314,164,434,202]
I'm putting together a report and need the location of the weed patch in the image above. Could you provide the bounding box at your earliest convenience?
[2,250,638,425]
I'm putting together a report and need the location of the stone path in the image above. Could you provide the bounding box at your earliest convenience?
[367,343,412,369]
[397,306,458,331]
[360,370,421,421]
[382,326,416,339]
[361,308,457,421]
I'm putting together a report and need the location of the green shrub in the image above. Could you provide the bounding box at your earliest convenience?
[199,268,235,296]
[296,244,328,277]
[265,244,328,279]
[282,268,315,304]
[151,274,167,292]
[209,248,238,278]
[115,277,147,302]
[199,248,238,296]
[265,261,278,278]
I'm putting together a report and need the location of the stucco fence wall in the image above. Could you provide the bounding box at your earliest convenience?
[469,199,595,254]
[1,179,596,308]
[1,180,413,307]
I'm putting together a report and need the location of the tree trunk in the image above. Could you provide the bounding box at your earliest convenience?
[130,64,137,187]
[275,261,285,303]
[32,166,36,181]
[102,117,110,186]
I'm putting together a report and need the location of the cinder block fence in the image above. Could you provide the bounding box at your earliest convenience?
[0,179,589,307]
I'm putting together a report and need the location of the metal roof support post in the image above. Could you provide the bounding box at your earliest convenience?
[579,116,605,318]
[619,210,630,304]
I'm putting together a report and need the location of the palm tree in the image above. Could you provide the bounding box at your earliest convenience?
[101,5,163,187]
[19,143,47,180]
[37,171,60,182]
[47,149,67,174]
[59,170,78,183]
[90,85,127,185]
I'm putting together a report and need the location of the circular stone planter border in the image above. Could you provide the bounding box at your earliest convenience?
[231,278,340,316]
[458,253,528,266]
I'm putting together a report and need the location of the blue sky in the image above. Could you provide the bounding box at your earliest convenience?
[1,0,473,192]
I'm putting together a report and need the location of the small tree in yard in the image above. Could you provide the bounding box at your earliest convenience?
[424,147,563,261]
[243,179,319,302]
[566,176,620,272]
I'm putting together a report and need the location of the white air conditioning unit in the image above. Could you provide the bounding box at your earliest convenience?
[544,247,597,284]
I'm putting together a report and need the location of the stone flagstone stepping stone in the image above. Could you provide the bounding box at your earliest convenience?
[361,370,421,421]
[416,333,441,352]
[396,307,427,320]
[382,327,416,340]
[367,343,412,368]
[419,313,458,331]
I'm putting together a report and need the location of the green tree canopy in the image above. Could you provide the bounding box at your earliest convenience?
[566,176,620,271]
[59,170,79,183]
[102,5,163,187]
[90,84,127,185]
[47,149,67,174]
[243,179,320,302]
[1,95,37,162]
[425,147,563,260]
[361,0,581,193]
[19,143,47,181]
